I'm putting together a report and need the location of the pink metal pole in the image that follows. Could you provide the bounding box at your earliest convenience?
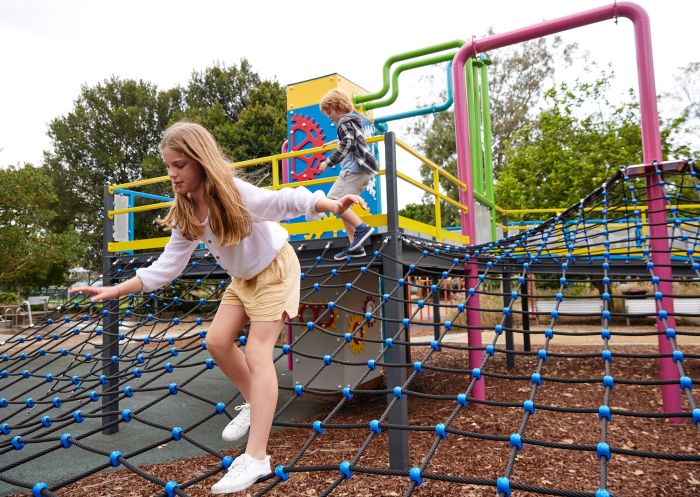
[281,139,290,184]
[452,2,681,415]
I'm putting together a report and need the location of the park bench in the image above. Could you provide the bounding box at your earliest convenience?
[27,296,50,313]
[623,298,700,325]
[10,296,51,327]
[534,299,604,323]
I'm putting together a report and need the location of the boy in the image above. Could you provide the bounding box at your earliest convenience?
[319,89,379,260]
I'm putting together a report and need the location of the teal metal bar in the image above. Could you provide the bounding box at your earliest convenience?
[374,62,454,129]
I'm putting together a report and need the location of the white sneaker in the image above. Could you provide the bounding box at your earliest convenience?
[222,403,250,442]
[211,453,271,494]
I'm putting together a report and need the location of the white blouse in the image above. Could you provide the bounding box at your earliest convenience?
[135,178,324,292]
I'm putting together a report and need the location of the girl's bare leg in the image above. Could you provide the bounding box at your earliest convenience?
[205,304,252,401]
[243,318,284,458]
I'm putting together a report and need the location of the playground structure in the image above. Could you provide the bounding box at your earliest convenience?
[0,3,699,497]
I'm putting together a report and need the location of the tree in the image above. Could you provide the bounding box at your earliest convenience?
[0,165,81,292]
[403,37,575,227]
[177,61,287,183]
[184,59,261,123]
[44,77,182,268]
[665,62,700,150]
[495,74,694,212]
[43,59,288,270]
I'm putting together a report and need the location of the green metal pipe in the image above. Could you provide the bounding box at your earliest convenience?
[356,40,464,106]
[374,62,454,128]
[465,60,482,196]
[479,60,497,241]
[473,191,494,209]
[363,52,458,111]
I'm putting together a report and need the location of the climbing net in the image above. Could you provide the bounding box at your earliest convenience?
[1,161,699,497]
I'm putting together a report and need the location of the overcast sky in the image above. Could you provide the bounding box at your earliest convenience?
[1,0,698,169]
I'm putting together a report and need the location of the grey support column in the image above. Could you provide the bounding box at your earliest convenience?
[502,271,515,369]
[432,276,441,342]
[382,132,409,469]
[521,274,531,352]
[101,185,120,434]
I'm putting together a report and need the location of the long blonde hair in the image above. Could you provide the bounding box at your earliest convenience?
[157,121,252,246]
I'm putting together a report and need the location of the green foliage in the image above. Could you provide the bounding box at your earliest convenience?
[399,202,435,225]
[665,62,700,151]
[486,35,576,172]
[42,59,287,272]
[408,52,697,227]
[0,292,19,304]
[495,75,693,212]
[0,165,81,292]
[407,37,573,227]
[177,60,287,185]
[44,78,182,269]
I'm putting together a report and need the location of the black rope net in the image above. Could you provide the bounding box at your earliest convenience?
[1,161,699,497]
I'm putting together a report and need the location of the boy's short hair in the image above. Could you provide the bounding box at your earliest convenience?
[320,89,353,115]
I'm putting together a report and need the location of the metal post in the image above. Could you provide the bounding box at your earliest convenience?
[502,271,515,369]
[403,280,412,365]
[521,274,531,352]
[382,132,409,469]
[432,276,441,342]
[102,185,120,434]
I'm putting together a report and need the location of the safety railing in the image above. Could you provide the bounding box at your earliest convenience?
[496,203,700,259]
[105,132,471,253]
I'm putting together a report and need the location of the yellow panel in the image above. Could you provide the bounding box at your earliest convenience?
[283,213,387,236]
[287,73,374,119]
[109,237,172,252]
[398,216,469,245]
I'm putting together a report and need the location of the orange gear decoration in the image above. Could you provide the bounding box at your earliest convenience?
[347,315,367,355]
[348,296,378,355]
[290,114,327,182]
[298,301,338,330]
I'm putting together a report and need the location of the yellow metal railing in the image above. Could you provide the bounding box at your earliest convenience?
[496,203,700,258]
[501,204,700,215]
[107,134,471,252]
[108,133,698,255]
[394,138,469,241]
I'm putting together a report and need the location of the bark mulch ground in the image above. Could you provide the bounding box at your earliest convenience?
[10,345,700,497]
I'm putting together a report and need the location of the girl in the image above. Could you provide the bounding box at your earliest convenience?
[72,121,367,493]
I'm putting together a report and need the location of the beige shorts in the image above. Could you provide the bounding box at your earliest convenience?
[221,242,300,321]
[327,170,371,199]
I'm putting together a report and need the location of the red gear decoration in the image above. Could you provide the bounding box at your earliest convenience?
[298,301,337,330]
[290,114,327,182]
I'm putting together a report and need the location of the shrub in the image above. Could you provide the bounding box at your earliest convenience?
[0,292,19,305]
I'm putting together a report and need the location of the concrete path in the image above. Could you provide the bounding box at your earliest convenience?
[0,354,326,497]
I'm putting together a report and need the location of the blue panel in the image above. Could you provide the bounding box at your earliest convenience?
[286,104,382,241]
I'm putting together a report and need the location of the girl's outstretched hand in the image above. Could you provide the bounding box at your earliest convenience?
[69,286,118,303]
[335,194,368,214]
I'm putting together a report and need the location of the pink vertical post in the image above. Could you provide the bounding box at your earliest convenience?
[621,4,681,419]
[452,2,681,414]
[452,46,485,400]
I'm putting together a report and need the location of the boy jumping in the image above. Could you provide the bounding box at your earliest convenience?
[319,89,378,260]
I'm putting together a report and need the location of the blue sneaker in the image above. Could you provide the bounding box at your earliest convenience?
[348,224,373,251]
[334,246,366,261]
